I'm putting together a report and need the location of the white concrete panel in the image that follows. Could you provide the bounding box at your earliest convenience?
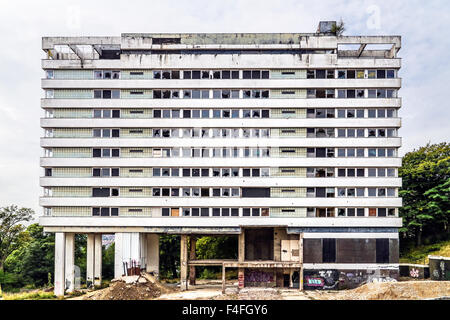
[40,216,403,228]
[39,177,402,188]
[42,55,400,69]
[41,98,402,109]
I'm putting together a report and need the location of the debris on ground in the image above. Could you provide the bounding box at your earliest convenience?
[81,279,450,300]
[282,281,450,300]
[83,272,174,300]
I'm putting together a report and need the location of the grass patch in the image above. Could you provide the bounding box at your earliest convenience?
[400,239,450,264]
[2,290,57,300]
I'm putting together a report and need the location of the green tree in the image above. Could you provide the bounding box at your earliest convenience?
[159,235,180,279]
[4,224,55,289]
[196,236,237,260]
[102,242,115,280]
[399,142,450,247]
[0,205,33,294]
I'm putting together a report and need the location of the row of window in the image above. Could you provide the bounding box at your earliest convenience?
[46,69,396,80]
[43,206,397,217]
[307,108,397,119]
[43,147,398,158]
[307,207,396,217]
[163,207,269,217]
[45,88,398,99]
[47,127,398,139]
[44,167,398,178]
[46,186,397,198]
[306,187,396,198]
[45,108,398,119]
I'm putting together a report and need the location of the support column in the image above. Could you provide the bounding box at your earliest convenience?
[94,234,102,286]
[54,232,66,297]
[180,235,188,291]
[64,233,75,293]
[146,234,160,277]
[238,230,245,289]
[114,233,123,279]
[299,233,304,291]
[189,236,196,285]
[86,234,95,288]
[114,232,147,278]
[222,263,226,293]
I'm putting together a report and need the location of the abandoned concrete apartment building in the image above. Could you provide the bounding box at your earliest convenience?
[39,21,403,296]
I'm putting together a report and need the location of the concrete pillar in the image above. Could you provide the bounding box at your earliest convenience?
[86,234,95,288]
[64,233,75,293]
[94,234,102,286]
[54,232,66,296]
[238,230,245,262]
[238,230,245,289]
[114,232,148,278]
[114,233,123,279]
[299,233,304,291]
[189,236,196,285]
[146,234,160,276]
[222,264,226,293]
[180,235,188,291]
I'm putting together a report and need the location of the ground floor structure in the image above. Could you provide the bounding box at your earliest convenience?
[44,218,401,296]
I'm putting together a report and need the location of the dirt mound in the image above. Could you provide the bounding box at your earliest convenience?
[84,272,175,300]
[314,281,450,300]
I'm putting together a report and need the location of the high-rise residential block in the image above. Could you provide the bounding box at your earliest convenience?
[40,22,402,295]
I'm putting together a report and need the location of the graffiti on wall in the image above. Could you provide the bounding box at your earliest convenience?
[409,268,419,278]
[303,269,399,290]
[430,258,450,281]
[245,270,274,283]
[303,270,339,290]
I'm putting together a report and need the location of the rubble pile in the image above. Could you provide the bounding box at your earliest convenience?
[84,272,174,300]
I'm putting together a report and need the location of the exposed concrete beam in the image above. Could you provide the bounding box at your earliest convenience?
[357,44,367,57]
[93,45,102,56]
[68,44,84,60]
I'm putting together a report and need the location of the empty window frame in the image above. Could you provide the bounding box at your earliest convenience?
[93,90,120,99]
[92,168,120,177]
[306,108,335,118]
[307,69,334,79]
[307,128,335,138]
[92,207,119,216]
[306,167,334,177]
[93,128,120,138]
[92,148,120,158]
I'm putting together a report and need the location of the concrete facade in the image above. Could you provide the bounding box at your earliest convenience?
[40,23,402,295]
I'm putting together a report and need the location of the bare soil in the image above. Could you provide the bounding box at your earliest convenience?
[83,273,175,300]
[78,278,450,300]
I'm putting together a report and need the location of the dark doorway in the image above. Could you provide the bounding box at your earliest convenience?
[245,228,274,260]
[292,271,299,288]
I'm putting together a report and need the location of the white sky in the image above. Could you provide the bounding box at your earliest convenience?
[0,0,449,219]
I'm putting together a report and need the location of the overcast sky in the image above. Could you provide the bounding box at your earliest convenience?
[0,0,449,217]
